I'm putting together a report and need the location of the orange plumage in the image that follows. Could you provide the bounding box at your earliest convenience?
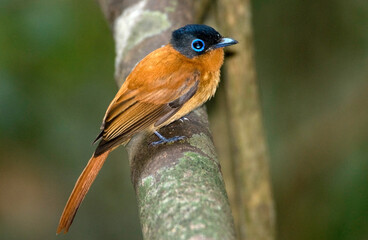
[57,24,237,234]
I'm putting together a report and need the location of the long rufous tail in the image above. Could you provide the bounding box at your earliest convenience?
[56,150,111,234]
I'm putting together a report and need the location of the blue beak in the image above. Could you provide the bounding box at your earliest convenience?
[212,37,238,49]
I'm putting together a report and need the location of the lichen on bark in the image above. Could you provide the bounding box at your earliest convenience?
[138,152,235,240]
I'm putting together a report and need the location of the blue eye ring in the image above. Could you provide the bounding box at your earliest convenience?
[191,39,205,52]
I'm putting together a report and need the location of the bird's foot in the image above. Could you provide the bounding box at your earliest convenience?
[151,131,185,145]
[179,117,189,123]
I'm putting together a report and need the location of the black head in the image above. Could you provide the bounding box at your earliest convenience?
[170,24,237,58]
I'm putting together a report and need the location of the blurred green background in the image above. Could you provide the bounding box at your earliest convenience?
[0,0,367,239]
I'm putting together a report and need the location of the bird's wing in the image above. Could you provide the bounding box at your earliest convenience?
[94,52,200,154]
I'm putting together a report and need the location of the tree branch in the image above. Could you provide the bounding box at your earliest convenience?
[215,0,276,239]
[98,0,236,239]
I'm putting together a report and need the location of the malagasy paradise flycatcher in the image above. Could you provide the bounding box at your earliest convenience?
[57,24,238,234]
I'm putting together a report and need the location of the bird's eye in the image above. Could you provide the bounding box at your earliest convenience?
[191,39,205,52]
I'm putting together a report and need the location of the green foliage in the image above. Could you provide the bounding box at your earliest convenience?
[252,0,368,239]
[0,1,140,239]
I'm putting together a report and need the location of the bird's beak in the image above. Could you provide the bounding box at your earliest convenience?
[212,37,238,49]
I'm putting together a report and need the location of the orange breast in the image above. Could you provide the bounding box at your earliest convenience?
[156,47,224,127]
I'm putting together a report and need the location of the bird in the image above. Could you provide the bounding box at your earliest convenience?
[56,24,237,234]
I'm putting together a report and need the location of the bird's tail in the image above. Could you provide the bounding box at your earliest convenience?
[56,150,111,234]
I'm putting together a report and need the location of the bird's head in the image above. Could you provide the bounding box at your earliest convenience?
[170,24,238,59]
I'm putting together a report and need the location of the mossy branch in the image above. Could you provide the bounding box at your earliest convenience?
[98,0,236,239]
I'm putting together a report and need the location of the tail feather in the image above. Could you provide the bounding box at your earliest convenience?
[56,150,110,234]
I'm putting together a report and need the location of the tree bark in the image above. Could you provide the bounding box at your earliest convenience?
[98,0,236,239]
[215,0,276,239]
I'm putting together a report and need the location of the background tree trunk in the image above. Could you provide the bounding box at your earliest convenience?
[214,0,276,239]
